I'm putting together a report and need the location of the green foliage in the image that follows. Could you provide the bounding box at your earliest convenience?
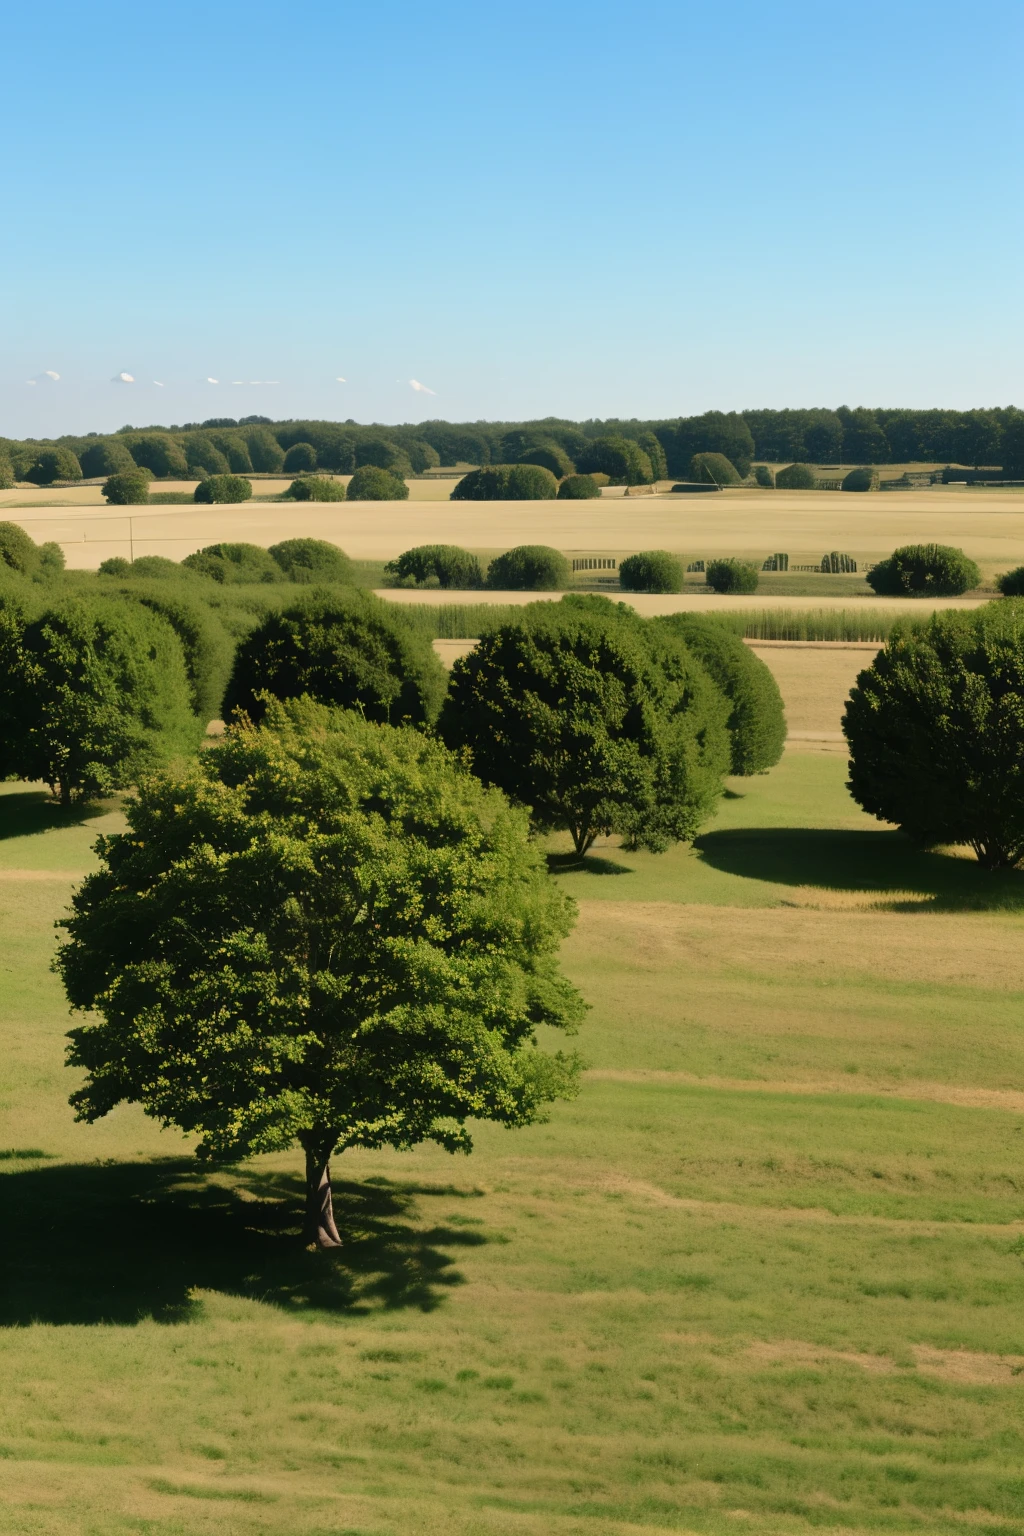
[130,555,193,581]
[182,542,283,585]
[79,439,136,478]
[689,452,740,486]
[618,550,683,594]
[508,463,558,499]
[127,435,189,479]
[288,475,346,501]
[583,436,654,485]
[268,538,355,584]
[0,522,41,575]
[0,446,14,489]
[58,697,584,1242]
[775,462,818,490]
[385,545,483,589]
[486,545,570,590]
[637,432,668,481]
[439,604,729,855]
[653,613,786,774]
[346,465,409,500]
[223,590,447,727]
[557,474,601,499]
[754,464,775,488]
[517,441,575,478]
[406,439,441,473]
[102,469,152,505]
[706,558,760,594]
[242,426,286,473]
[37,542,65,577]
[450,466,510,499]
[841,466,875,492]
[283,442,317,473]
[24,446,82,486]
[122,585,235,722]
[662,411,755,478]
[98,557,131,577]
[1002,410,1024,475]
[354,439,413,477]
[845,603,1024,867]
[204,431,253,474]
[0,596,201,804]
[193,474,252,504]
[997,566,1024,597]
[867,543,980,597]
[183,435,230,476]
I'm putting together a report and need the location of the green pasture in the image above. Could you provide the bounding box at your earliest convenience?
[2,757,1024,1535]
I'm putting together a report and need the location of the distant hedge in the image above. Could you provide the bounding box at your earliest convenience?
[193,474,252,504]
[841,467,875,492]
[269,538,355,584]
[289,475,346,501]
[690,452,740,486]
[775,463,817,490]
[385,545,483,589]
[103,469,152,505]
[706,558,759,594]
[557,474,601,499]
[486,545,570,590]
[347,465,409,500]
[867,543,980,597]
[619,550,683,594]
[653,613,786,774]
[998,567,1024,597]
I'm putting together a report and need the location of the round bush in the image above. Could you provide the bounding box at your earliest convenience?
[841,466,875,492]
[385,545,483,589]
[79,440,136,478]
[844,603,1024,867]
[450,466,513,500]
[0,522,39,574]
[283,442,317,473]
[866,544,980,597]
[998,567,1024,597]
[775,463,818,490]
[193,474,252,504]
[705,559,759,594]
[754,464,775,488]
[98,557,132,577]
[517,441,575,479]
[289,475,346,502]
[557,474,601,500]
[582,436,654,485]
[619,551,683,594]
[346,465,409,501]
[654,613,786,774]
[689,452,741,486]
[486,545,570,591]
[24,446,82,486]
[223,591,447,727]
[103,469,152,505]
[268,538,354,584]
[506,464,558,500]
[182,542,283,585]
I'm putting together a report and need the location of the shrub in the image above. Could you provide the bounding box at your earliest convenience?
[354,439,412,477]
[690,452,740,486]
[508,463,559,499]
[706,558,760,594]
[638,432,668,481]
[582,436,654,485]
[223,590,447,727]
[775,462,818,490]
[269,538,355,584]
[184,435,230,476]
[283,442,317,473]
[288,475,346,501]
[841,466,875,492]
[193,474,253,504]
[182,542,282,584]
[24,446,82,485]
[385,545,483,589]
[130,556,190,580]
[557,474,601,500]
[619,551,683,594]
[451,466,513,500]
[653,614,786,774]
[517,441,575,479]
[103,469,152,505]
[0,522,41,575]
[406,439,441,473]
[98,557,132,577]
[754,464,775,488]
[38,542,65,576]
[128,435,189,478]
[438,604,729,855]
[866,544,980,597]
[346,465,409,500]
[79,440,136,478]
[486,545,570,590]
[844,603,1024,867]
[997,567,1024,597]
[0,447,15,489]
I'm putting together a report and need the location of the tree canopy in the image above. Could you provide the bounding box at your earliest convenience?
[486,545,570,590]
[193,474,252,504]
[182,542,282,583]
[346,465,409,500]
[866,544,980,597]
[653,613,786,774]
[58,699,585,1244]
[102,469,152,504]
[268,537,355,583]
[288,475,346,501]
[618,550,683,594]
[385,545,483,589]
[24,446,82,485]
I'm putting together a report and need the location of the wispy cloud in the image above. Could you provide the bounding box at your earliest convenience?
[27,370,60,385]
[206,377,219,384]
[336,376,347,383]
[409,378,436,395]
[153,380,165,387]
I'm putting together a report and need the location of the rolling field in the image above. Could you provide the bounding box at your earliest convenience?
[3,640,1024,1536]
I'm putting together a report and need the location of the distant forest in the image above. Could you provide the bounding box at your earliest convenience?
[3,405,1024,484]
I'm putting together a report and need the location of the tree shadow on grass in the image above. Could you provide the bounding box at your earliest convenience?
[0,1158,490,1326]
[694,826,1024,911]
[547,851,633,877]
[0,788,110,842]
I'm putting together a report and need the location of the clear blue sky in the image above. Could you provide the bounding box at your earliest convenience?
[3,0,1021,438]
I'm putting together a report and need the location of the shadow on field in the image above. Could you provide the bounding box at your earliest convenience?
[0,788,108,842]
[694,826,1024,911]
[0,1159,488,1325]
[547,851,633,877]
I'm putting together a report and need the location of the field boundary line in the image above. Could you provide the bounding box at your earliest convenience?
[585,1069,1024,1113]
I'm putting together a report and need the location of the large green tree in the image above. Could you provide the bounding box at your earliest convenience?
[58,700,585,1246]
[439,604,729,855]
[653,614,786,774]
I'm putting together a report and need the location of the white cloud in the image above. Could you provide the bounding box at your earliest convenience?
[43,370,60,381]
[409,378,436,394]
[27,370,60,385]
[153,380,165,387]
[206,377,219,384]
[336,376,347,383]
[112,372,135,384]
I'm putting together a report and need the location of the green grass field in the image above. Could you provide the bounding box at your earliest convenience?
[2,754,1024,1536]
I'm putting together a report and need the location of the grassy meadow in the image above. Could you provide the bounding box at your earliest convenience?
[3,669,1024,1536]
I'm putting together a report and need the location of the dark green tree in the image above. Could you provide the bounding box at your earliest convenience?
[102,469,152,505]
[128,435,189,478]
[705,559,759,593]
[619,551,683,593]
[517,441,575,479]
[998,567,1024,597]
[841,467,875,492]
[866,544,980,597]
[1000,411,1024,475]
[288,475,346,501]
[637,433,668,481]
[283,443,318,473]
[487,545,569,590]
[182,542,282,584]
[775,463,817,490]
[406,439,441,473]
[384,545,483,588]
[57,698,585,1246]
[354,440,413,477]
[754,464,775,488]
[79,440,136,478]
[0,522,41,575]
[844,604,1024,867]
[653,614,786,774]
[582,437,654,485]
[0,447,15,489]
[243,426,286,473]
[689,452,741,485]
[269,538,355,584]
[193,474,252,504]
[346,465,409,500]
[24,446,82,485]
[557,474,601,499]
[184,435,231,476]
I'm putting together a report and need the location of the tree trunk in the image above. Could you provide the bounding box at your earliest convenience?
[304,1148,342,1248]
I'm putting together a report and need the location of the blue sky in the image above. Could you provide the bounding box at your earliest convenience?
[3,0,1021,437]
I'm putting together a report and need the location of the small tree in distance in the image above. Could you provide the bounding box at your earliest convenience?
[193,474,252,504]
[706,558,759,593]
[385,545,483,588]
[58,699,586,1246]
[289,475,346,501]
[689,452,740,486]
[867,544,980,597]
[486,545,570,590]
[103,469,152,505]
[283,442,317,473]
[619,551,683,594]
[557,474,601,499]
[346,465,409,500]
[25,446,82,486]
